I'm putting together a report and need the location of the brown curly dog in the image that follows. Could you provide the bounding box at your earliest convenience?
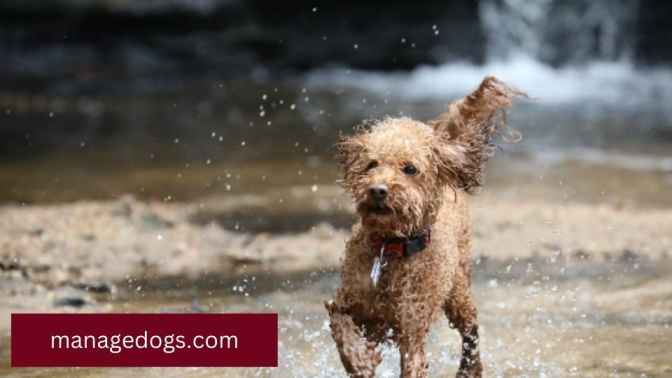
[325,76,524,378]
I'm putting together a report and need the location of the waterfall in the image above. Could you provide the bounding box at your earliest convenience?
[479,0,640,65]
[308,0,672,118]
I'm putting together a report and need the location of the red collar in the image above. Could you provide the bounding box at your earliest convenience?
[369,229,431,258]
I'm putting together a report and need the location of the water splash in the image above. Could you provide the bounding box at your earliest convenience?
[307,54,672,109]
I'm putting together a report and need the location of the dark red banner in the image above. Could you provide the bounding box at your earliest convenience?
[11,313,277,367]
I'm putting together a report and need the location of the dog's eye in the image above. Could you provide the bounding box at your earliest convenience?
[365,161,378,171]
[402,164,418,176]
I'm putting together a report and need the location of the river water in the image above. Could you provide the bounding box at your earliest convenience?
[3,255,671,377]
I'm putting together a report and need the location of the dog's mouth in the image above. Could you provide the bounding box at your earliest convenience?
[358,202,394,216]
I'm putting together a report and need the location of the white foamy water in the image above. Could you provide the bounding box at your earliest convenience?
[307,55,672,173]
[307,55,672,110]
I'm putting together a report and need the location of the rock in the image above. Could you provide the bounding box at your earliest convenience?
[572,249,591,261]
[636,1,672,66]
[0,0,485,96]
[80,233,96,242]
[51,287,92,308]
[27,228,44,237]
[140,213,174,230]
[619,249,640,263]
[72,281,114,294]
[53,297,88,308]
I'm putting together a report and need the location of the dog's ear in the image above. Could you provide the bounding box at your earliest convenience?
[335,134,366,175]
[430,76,525,192]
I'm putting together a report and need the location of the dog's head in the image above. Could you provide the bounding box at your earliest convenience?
[337,76,523,236]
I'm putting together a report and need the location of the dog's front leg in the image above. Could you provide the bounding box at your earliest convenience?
[399,334,429,378]
[325,302,382,378]
[444,280,483,378]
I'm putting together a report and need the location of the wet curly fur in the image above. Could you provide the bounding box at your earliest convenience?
[326,77,524,377]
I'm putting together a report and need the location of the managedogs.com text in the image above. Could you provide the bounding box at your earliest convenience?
[50,330,239,354]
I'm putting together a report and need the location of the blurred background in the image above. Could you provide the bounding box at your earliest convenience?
[1,0,671,207]
[2,1,672,377]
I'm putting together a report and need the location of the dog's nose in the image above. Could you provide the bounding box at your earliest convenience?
[369,185,388,201]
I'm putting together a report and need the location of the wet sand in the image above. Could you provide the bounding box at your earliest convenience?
[2,186,671,304]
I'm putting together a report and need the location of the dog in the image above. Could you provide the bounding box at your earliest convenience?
[325,76,523,378]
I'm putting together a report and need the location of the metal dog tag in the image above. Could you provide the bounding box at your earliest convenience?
[370,244,387,287]
[370,257,382,287]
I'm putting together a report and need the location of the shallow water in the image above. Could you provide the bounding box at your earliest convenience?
[3,257,671,377]
[2,74,672,207]
[3,147,672,213]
